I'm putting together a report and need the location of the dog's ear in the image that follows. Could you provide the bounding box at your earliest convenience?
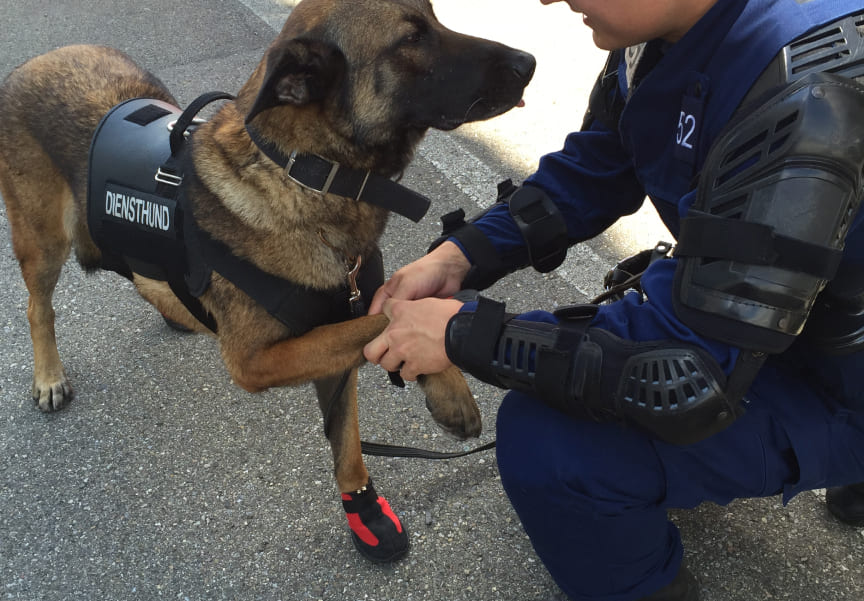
[245,38,345,124]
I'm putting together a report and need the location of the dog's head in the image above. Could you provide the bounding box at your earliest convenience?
[240,0,535,174]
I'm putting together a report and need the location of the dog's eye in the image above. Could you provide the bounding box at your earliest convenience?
[401,17,429,46]
[403,31,425,44]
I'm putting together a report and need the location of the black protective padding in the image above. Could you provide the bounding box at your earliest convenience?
[674,72,864,353]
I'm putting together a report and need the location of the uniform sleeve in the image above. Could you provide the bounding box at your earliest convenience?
[460,120,647,263]
[589,259,740,373]
[457,258,741,376]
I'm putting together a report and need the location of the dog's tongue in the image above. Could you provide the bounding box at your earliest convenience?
[517,99,526,108]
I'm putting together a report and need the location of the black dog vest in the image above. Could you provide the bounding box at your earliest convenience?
[86,96,385,335]
[88,97,186,281]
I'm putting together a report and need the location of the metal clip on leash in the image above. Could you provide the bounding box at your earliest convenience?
[347,255,365,317]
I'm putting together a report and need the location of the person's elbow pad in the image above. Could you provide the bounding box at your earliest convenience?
[445,297,751,445]
[428,182,569,290]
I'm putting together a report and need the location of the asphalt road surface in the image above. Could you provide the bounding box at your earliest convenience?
[1,1,862,600]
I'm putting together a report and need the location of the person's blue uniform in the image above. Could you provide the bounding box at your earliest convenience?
[448,1,864,599]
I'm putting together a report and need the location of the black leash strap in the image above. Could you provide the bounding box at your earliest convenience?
[592,241,673,305]
[322,369,496,460]
[361,439,496,459]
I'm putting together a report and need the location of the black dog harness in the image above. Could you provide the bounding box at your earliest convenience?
[85,92,500,460]
[87,93,432,335]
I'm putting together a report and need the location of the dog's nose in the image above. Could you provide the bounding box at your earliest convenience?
[509,51,536,83]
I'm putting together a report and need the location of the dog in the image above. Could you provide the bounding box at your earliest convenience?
[0,0,534,563]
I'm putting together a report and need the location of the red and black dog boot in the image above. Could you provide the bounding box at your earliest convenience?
[341,479,409,563]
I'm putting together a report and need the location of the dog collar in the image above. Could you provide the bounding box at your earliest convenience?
[245,125,431,223]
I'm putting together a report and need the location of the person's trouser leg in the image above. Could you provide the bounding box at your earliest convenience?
[493,358,837,601]
[497,391,684,601]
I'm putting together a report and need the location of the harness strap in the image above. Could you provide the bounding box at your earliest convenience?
[245,125,431,223]
[157,92,237,195]
[167,274,218,333]
[184,210,356,334]
[153,92,236,332]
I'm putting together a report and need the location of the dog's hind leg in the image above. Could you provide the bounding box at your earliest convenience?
[314,369,409,563]
[133,275,215,335]
[0,148,75,411]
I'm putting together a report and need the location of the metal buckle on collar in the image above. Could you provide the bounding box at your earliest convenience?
[355,171,371,202]
[285,150,341,196]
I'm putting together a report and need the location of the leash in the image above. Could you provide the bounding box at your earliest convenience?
[358,241,676,458]
[361,439,496,459]
[321,369,496,460]
[591,241,674,304]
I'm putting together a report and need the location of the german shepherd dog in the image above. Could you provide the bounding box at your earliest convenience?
[0,0,533,562]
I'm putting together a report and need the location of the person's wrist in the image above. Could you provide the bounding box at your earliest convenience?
[435,240,471,280]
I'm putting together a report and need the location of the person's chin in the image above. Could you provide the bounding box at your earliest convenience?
[591,31,616,51]
[591,29,632,52]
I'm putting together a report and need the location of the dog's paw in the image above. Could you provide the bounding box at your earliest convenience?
[418,367,481,440]
[341,480,409,563]
[31,375,73,412]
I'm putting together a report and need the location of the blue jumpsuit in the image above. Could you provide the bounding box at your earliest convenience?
[453,1,864,599]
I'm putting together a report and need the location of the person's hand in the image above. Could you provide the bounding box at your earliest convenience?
[368,241,470,315]
[363,297,464,381]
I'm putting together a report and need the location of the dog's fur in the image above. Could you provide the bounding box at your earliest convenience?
[0,0,533,549]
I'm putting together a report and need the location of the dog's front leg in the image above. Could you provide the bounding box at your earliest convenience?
[418,366,482,439]
[313,369,368,493]
[225,314,390,392]
[224,313,482,439]
[314,369,409,562]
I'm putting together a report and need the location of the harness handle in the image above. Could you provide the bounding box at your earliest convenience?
[169,91,235,156]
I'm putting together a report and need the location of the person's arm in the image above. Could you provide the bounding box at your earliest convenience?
[444,260,743,446]
[447,73,864,445]
[367,119,646,313]
[436,119,647,289]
